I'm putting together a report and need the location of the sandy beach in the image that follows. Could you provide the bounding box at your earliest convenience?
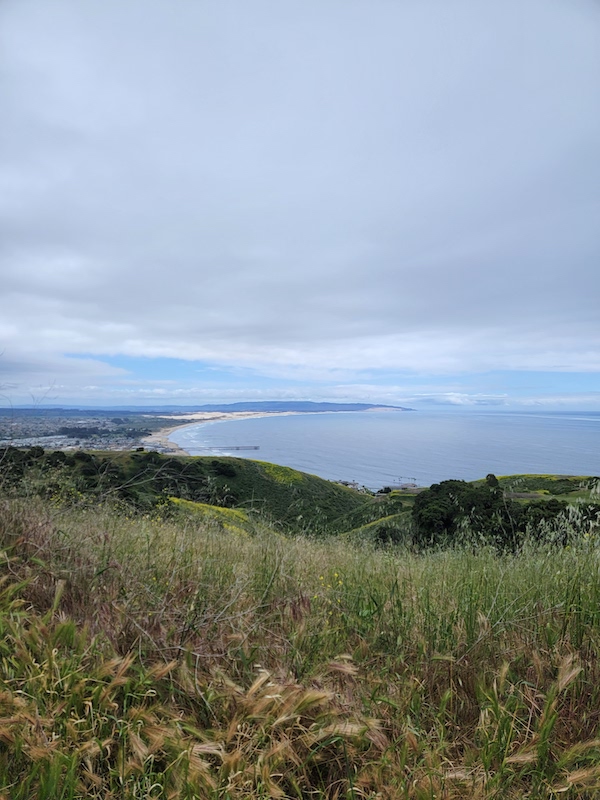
[141,411,301,454]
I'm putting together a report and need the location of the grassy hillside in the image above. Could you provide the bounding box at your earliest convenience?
[2,452,600,796]
[465,473,598,500]
[0,447,375,534]
[2,497,600,797]
[1,448,598,546]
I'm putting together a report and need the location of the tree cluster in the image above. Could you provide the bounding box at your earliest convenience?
[0,446,234,511]
[412,476,599,550]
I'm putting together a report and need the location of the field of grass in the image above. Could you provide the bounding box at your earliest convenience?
[0,447,378,534]
[2,494,600,798]
[490,475,599,503]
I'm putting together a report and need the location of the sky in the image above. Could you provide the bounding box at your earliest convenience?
[1,0,599,410]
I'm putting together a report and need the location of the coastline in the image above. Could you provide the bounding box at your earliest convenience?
[141,411,302,454]
[127,409,599,488]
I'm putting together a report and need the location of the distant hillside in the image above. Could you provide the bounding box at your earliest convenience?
[189,401,414,412]
[3,401,414,413]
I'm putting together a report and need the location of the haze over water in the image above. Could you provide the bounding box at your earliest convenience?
[169,411,600,489]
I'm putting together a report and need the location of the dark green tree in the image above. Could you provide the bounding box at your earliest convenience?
[412,479,517,549]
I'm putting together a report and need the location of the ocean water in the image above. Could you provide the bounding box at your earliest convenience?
[168,411,600,489]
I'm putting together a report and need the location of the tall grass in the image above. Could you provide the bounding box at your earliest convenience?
[2,497,600,797]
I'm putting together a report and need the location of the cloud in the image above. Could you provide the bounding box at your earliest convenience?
[1,0,599,404]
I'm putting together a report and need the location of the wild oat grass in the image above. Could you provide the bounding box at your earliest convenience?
[2,497,600,797]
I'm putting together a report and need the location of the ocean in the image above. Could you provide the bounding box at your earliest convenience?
[168,410,600,489]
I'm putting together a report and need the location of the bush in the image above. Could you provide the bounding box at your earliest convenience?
[412,479,517,549]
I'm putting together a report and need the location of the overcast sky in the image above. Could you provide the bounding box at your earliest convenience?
[1,0,599,408]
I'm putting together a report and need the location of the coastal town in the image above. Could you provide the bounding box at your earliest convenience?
[0,403,408,456]
[0,406,314,455]
[0,409,188,454]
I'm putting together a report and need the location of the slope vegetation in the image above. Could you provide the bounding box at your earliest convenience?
[0,447,374,534]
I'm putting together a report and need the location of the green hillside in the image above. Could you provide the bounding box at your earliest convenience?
[0,446,374,534]
[2,490,600,797]
[1,447,599,546]
[2,451,600,796]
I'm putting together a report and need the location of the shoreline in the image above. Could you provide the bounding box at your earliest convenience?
[141,411,302,454]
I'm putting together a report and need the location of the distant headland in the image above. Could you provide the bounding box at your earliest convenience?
[181,401,415,413]
[1,401,414,413]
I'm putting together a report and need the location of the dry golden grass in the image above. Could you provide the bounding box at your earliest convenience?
[1,497,600,797]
